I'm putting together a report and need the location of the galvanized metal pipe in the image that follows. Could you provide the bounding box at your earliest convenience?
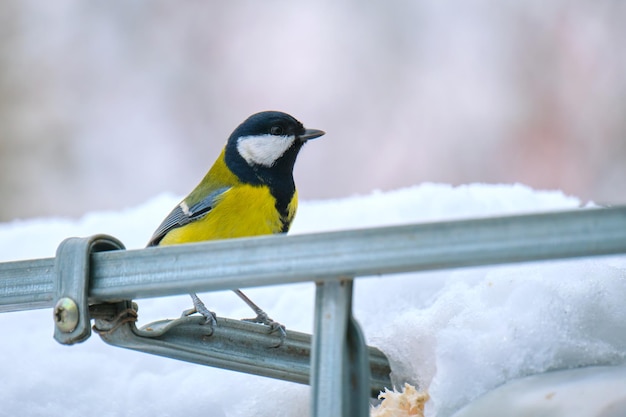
[2,207,626,313]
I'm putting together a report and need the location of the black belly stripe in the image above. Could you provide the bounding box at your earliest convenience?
[272,187,295,233]
[280,215,291,233]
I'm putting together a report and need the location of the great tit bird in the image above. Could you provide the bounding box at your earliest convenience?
[147,111,324,339]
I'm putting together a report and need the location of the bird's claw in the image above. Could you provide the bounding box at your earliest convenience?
[182,307,217,326]
[242,313,287,347]
[186,293,218,328]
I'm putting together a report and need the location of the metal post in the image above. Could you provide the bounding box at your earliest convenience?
[310,279,370,417]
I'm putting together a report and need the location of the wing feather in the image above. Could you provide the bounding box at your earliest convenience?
[147,187,230,246]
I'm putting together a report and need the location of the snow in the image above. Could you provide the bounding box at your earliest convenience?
[1,183,625,417]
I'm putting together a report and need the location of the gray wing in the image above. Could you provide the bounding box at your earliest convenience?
[147,187,230,247]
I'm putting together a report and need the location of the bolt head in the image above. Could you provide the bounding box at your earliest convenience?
[54,297,79,333]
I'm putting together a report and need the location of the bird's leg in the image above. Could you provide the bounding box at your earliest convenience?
[233,289,287,345]
[183,293,217,326]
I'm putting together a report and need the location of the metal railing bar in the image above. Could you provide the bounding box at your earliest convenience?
[92,309,391,394]
[2,206,626,313]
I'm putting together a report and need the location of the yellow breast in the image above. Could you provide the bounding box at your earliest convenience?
[159,185,298,245]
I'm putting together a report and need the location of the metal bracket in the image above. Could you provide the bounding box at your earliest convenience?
[53,234,125,345]
[91,301,391,396]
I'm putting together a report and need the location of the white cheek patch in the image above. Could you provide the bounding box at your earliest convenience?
[237,134,296,167]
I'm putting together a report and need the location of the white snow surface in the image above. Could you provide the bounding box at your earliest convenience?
[1,183,626,417]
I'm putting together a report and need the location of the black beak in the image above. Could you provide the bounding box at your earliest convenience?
[299,128,325,141]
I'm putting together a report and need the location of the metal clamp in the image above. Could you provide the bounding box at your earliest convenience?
[53,234,125,345]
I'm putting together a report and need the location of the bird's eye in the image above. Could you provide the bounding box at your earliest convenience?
[270,126,284,135]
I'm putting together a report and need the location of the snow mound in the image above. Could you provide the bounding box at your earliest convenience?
[1,183,624,417]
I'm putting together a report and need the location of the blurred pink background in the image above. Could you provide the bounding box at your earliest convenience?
[1,1,625,220]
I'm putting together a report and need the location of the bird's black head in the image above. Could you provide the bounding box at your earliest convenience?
[225,111,324,185]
